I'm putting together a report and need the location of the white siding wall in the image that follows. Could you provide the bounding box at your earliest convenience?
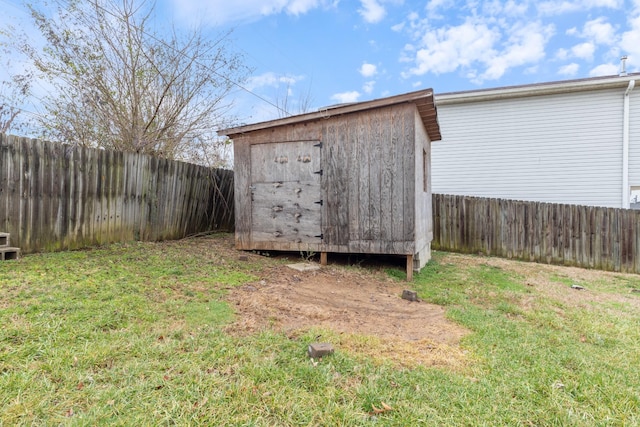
[432,88,626,207]
[628,90,640,188]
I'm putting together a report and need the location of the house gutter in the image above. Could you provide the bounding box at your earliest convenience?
[623,79,636,208]
[435,74,640,105]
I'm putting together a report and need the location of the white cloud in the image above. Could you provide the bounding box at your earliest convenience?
[391,22,405,32]
[621,15,640,71]
[589,63,619,76]
[171,0,331,25]
[537,0,622,16]
[502,0,529,16]
[359,63,378,77]
[477,22,552,81]
[481,0,529,17]
[358,0,386,23]
[558,63,580,76]
[537,2,579,15]
[426,0,455,18]
[555,48,569,60]
[590,0,623,6]
[363,80,376,94]
[286,0,323,15]
[582,17,616,45]
[330,91,361,103]
[404,20,500,77]
[571,42,595,60]
[246,72,304,91]
[403,17,552,84]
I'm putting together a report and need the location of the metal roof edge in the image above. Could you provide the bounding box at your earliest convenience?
[218,88,438,138]
[435,73,640,105]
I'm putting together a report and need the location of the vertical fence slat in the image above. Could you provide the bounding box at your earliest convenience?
[432,193,640,274]
[0,133,234,254]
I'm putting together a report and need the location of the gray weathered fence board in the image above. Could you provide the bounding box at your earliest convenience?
[0,134,234,253]
[432,193,640,274]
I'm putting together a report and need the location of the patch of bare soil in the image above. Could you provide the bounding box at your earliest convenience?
[224,252,469,368]
[203,234,638,368]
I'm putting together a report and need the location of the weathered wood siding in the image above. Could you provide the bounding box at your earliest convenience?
[322,103,418,255]
[413,109,433,269]
[250,140,322,245]
[0,134,234,253]
[232,123,324,251]
[233,103,426,255]
[432,193,640,273]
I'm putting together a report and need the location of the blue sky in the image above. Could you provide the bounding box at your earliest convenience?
[2,0,639,125]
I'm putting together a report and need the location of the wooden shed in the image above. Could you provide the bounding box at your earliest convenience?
[218,89,441,279]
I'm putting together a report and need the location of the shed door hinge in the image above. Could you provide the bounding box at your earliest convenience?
[315,233,324,240]
[314,142,323,149]
[313,169,323,176]
[314,199,323,206]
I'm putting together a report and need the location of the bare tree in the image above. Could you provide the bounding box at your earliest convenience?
[6,0,248,165]
[0,74,31,135]
[275,80,314,118]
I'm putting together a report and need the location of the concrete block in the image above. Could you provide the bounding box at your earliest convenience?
[308,343,334,358]
[0,247,20,261]
[287,263,320,272]
[0,233,9,247]
[401,290,419,302]
[413,242,431,272]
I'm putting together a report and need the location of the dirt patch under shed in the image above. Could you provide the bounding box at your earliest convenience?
[225,254,469,368]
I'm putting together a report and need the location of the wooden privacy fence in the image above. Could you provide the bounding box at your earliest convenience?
[432,193,640,273]
[0,134,234,253]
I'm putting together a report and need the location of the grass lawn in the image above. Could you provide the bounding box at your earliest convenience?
[1,234,639,426]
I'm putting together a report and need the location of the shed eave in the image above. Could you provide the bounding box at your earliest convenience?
[218,88,441,141]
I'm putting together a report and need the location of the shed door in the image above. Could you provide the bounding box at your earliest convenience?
[250,141,322,245]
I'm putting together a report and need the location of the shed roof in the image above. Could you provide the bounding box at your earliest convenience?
[218,88,441,142]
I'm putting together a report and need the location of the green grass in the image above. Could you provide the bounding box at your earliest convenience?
[1,237,640,426]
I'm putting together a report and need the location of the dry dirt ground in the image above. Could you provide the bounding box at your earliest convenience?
[227,258,469,368]
[207,235,639,368]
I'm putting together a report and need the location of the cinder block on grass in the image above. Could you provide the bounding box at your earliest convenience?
[402,290,419,302]
[308,343,334,358]
[288,263,320,272]
[0,247,20,261]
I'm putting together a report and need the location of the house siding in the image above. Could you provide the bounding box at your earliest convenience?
[432,88,626,208]
[628,89,640,188]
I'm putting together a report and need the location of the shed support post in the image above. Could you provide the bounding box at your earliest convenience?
[406,255,414,281]
[320,252,328,266]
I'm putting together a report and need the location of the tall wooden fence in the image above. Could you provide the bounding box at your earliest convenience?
[0,134,234,253]
[432,193,640,273]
